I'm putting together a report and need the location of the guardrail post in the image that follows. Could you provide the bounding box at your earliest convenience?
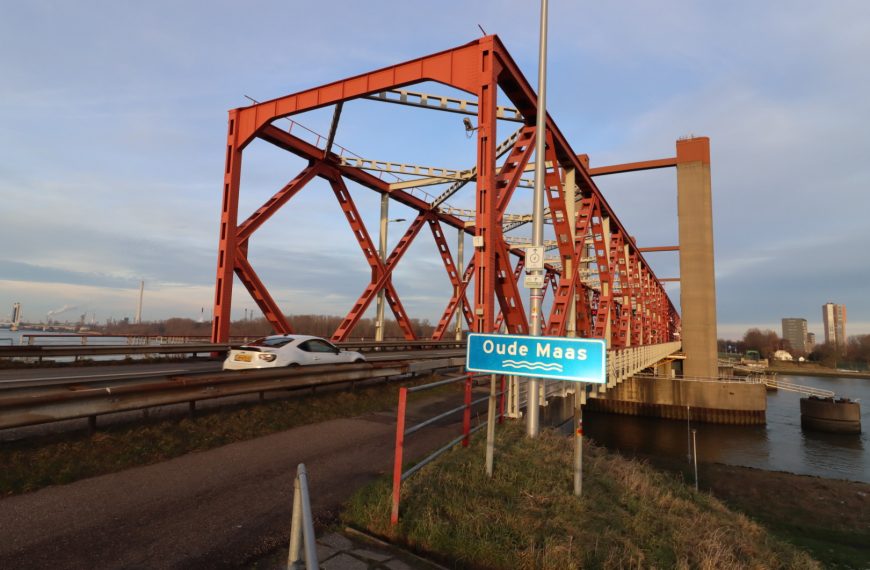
[390,387,408,526]
[462,373,472,447]
[287,463,318,569]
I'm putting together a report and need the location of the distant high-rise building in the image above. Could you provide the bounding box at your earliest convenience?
[781,318,808,354]
[822,302,847,347]
[806,332,816,351]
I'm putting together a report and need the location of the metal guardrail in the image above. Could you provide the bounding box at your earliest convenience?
[0,343,230,359]
[0,355,468,430]
[0,339,466,360]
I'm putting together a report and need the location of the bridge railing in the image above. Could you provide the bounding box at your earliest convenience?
[391,371,503,524]
[606,342,683,388]
[504,342,683,417]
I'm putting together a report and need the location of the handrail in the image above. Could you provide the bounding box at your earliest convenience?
[287,463,318,569]
[390,371,504,524]
[765,378,835,398]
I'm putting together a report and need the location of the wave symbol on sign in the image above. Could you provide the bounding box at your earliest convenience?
[501,360,563,372]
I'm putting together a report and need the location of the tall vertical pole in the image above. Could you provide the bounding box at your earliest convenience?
[692,429,699,491]
[485,374,497,477]
[528,0,549,438]
[455,227,464,341]
[565,168,584,494]
[375,193,389,342]
[135,280,144,324]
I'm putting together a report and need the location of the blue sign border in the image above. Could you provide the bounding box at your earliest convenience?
[466,333,606,383]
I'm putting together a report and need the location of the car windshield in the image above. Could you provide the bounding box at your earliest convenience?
[246,337,294,348]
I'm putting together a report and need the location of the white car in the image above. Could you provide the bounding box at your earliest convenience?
[223,334,366,371]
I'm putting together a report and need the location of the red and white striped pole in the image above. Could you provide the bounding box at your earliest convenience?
[390,387,408,525]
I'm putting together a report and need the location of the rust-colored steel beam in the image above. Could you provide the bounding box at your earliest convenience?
[211,34,680,347]
[639,246,680,253]
[487,36,678,324]
[493,240,528,334]
[587,157,678,177]
[237,162,323,243]
[472,40,501,334]
[233,250,293,334]
[428,218,474,336]
[432,259,475,340]
[329,178,423,342]
[212,110,244,343]
[230,39,487,149]
[493,257,524,332]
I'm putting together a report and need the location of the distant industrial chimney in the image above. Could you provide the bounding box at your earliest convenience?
[11,302,21,330]
[135,281,144,324]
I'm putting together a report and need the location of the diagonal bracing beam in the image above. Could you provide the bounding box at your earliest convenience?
[427,218,474,335]
[233,250,293,334]
[328,176,423,341]
[237,162,323,243]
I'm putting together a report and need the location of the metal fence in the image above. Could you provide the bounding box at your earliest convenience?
[390,371,504,525]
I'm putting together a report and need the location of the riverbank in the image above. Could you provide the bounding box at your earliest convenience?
[767,361,870,379]
[343,422,870,569]
[626,450,869,568]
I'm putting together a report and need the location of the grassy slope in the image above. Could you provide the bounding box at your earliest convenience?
[344,422,820,570]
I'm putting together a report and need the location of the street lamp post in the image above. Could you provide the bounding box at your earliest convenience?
[375,193,405,341]
[527,0,549,438]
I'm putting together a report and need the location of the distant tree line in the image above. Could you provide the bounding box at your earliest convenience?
[718,327,870,370]
[101,314,436,341]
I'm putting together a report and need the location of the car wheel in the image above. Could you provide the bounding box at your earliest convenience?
[287,362,300,368]
[353,358,365,363]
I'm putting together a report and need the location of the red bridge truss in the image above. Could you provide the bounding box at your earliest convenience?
[211,35,682,346]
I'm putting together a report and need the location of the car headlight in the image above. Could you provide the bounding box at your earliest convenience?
[258,353,277,362]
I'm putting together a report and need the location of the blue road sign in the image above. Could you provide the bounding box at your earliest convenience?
[466,333,606,383]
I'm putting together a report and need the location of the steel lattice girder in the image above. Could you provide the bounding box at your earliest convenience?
[211,35,679,344]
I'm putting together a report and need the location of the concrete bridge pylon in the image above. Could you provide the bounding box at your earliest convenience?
[676,137,718,379]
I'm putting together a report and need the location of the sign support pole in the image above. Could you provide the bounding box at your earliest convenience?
[485,374,497,477]
[574,409,583,496]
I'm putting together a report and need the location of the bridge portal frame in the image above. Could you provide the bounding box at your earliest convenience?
[211,35,679,346]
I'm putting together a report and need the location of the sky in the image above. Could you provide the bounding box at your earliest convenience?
[1,0,869,341]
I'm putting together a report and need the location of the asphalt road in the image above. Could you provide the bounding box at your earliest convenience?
[0,350,463,388]
[0,391,477,569]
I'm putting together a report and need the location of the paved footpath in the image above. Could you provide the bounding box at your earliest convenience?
[278,530,445,569]
[0,394,470,569]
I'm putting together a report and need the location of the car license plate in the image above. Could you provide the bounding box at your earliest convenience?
[234,353,252,362]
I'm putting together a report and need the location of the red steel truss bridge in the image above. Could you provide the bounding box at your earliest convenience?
[211,34,690,375]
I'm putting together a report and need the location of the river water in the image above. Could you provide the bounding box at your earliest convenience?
[583,374,869,483]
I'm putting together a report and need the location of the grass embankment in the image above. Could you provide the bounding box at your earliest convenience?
[766,361,870,379]
[343,422,820,569]
[0,377,438,496]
